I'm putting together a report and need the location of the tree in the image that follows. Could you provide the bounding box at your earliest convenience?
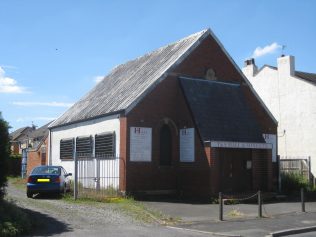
[0,112,10,200]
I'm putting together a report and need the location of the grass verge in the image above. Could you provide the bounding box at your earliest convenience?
[62,192,179,225]
[7,176,26,191]
[116,197,180,225]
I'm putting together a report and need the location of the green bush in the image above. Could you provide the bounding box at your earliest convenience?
[281,172,312,194]
[0,113,10,200]
[9,154,21,159]
[8,155,22,177]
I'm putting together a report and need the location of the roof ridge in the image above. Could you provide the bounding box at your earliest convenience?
[106,29,209,78]
[49,29,211,128]
[295,69,316,75]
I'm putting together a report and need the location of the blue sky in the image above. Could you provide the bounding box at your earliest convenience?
[1,0,315,132]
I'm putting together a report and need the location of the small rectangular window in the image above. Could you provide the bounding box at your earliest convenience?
[95,132,115,158]
[60,138,74,160]
[76,136,93,158]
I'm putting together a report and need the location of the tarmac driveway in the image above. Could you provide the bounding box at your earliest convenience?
[144,200,316,236]
[144,201,316,222]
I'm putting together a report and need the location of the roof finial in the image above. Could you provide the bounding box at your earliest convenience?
[281,45,286,57]
[31,121,37,130]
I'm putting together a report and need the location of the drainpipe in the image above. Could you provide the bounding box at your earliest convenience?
[49,129,52,165]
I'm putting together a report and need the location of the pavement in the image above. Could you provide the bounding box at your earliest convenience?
[143,201,316,237]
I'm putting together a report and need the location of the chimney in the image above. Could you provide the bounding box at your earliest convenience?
[242,58,257,77]
[31,121,37,130]
[277,55,295,76]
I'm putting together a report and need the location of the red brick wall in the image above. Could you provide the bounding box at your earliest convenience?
[27,151,40,175]
[26,138,48,176]
[252,149,273,191]
[11,143,20,155]
[125,75,210,197]
[173,36,243,83]
[209,147,273,193]
[209,147,221,194]
[121,33,277,197]
[119,116,127,192]
[173,35,276,134]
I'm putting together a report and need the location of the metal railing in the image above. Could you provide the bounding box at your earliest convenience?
[218,189,312,221]
[74,153,124,199]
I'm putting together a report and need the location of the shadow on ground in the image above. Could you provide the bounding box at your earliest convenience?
[21,206,72,236]
[135,194,212,204]
[31,193,63,200]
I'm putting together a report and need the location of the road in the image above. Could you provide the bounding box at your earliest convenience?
[6,183,211,237]
[7,183,316,237]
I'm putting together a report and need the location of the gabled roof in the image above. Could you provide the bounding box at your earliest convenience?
[9,126,33,141]
[50,30,210,128]
[50,29,277,128]
[295,71,316,85]
[29,121,52,140]
[10,127,28,140]
[258,65,316,85]
[179,77,264,143]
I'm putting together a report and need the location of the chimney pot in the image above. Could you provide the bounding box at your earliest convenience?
[244,58,255,67]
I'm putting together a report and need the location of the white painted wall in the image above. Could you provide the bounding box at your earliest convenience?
[49,114,121,176]
[243,56,316,176]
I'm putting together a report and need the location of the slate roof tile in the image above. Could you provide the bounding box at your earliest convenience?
[179,77,264,143]
[50,30,209,128]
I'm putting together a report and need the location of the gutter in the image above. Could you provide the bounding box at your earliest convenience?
[48,110,124,130]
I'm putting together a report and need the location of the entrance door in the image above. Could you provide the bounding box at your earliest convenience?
[220,149,252,193]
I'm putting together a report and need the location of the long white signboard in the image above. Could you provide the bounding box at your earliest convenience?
[180,128,195,162]
[130,127,152,162]
[210,141,272,149]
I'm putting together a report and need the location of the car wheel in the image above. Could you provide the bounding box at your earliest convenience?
[60,185,66,196]
[27,190,33,198]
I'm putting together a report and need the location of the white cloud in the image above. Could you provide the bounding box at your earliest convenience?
[12,101,74,107]
[94,75,104,83]
[251,42,281,58]
[0,66,28,93]
[0,65,18,70]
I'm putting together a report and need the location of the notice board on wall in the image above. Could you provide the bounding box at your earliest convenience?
[130,127,152,162]
[180,128,195,162]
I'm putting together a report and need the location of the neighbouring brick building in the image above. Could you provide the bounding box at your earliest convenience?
[10,122,51,176]
[49,29,278,198]
[10,126,35,154]
[26,122,51,175]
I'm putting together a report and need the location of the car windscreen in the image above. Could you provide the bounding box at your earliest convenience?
[32,167,61,175]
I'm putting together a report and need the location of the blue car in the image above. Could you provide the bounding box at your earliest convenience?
[26,165,72,198]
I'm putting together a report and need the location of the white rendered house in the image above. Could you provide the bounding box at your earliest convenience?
[242,55,316,177]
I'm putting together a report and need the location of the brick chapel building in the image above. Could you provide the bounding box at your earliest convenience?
[48,29,278,198]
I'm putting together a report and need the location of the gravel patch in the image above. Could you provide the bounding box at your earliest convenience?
[6,182,213,237]
[6,183,142,235]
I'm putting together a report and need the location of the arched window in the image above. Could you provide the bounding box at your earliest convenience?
[160,124,172,166]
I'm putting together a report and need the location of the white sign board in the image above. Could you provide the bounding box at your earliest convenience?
[263,134,277,162]
[130,127,152,162]
[210,141,272,149]
[180,128,195,162]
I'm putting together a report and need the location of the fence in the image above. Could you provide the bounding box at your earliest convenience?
[280,156,312,182]
[218,189,316,221]
[74,154,124,199]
